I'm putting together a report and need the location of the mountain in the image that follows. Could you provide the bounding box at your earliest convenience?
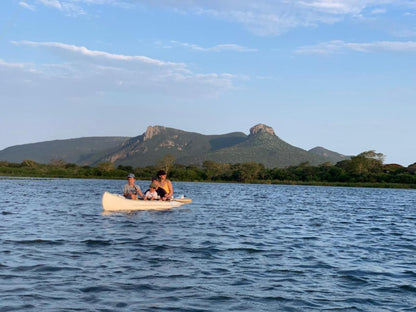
[175,124,330,167]
[308,146,350,164]
[100,127,248,167]
[0,124,348,168]
[0,137,128,165]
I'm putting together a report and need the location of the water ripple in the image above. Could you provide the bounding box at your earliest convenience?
[0,180,415,311]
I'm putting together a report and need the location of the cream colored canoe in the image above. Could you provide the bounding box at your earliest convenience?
[172,197,192,204]
[102,192,190,212]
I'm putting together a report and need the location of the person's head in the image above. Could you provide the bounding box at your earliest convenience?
[149,182,158,190]
[157,170,167,179]
[127,173,135,182]
[151,176,160,185]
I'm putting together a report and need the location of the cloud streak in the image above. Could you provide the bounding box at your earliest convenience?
[19,1,36,11]
[295,40,416,55]
[170,41,258,53]
[3,41,236,99]
[22,0,416,35]
[297,0,372,15]
[12,41,187,68]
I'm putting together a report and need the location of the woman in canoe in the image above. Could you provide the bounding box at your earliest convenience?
[157,170,173,200]
[143,177,168,201]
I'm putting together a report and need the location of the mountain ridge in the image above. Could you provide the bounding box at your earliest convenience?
[0,124,350,168]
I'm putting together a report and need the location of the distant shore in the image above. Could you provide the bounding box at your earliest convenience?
[1,174,414,190]
[1,158,415,190]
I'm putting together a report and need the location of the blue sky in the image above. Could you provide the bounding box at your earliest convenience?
[1,0,415,166]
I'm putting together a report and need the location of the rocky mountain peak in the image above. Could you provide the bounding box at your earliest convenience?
[144,125,165,141]
[249,124,276,136]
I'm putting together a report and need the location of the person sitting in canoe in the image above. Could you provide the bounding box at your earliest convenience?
[157,170,173,200]
[123,173,143,200]
[143,183,158,201]
[143,177,168,200]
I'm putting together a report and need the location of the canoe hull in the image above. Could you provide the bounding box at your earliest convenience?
[102,192,185,211]
[172,197,192,204]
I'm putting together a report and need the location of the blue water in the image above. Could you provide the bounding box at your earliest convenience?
[0,178,415,311]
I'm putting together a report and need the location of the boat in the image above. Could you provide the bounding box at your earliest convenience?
[102,192,192,212]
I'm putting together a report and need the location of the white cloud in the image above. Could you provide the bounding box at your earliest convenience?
[22,0,133,16]
[297,0,377,15]
[13,41,187,68]
[295,40,416,54]
[170,41,258,52]
[140,0,416,36]
[4,41,236,99]
[198,8,307,36]
[26,0,415,35]
[144,0,416,36]
[19,2,36,10]
[18,0,416,39]
[38,0,62,10]
[28,0,86,16]
[370,8,387,15]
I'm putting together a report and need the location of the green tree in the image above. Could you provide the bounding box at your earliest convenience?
[50,159,67,168]
[202,160,230,181]
[157,154,175,173]
[21,160,40,168]
[338,150,384,178]
[232,162,264,183]
[351,150,384,175]
[97,162,115,172]
[117,165,133,173]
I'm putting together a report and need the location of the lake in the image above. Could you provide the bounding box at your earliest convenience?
[0,178,415,311]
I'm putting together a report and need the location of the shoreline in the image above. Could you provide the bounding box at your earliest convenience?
[1,174,415,190]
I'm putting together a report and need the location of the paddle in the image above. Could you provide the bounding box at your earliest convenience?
[172,198,192,204]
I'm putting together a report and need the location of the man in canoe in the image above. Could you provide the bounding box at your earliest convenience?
[123,173,143,200]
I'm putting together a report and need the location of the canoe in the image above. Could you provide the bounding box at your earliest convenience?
[102,192,191,212]
[172,197,192,204]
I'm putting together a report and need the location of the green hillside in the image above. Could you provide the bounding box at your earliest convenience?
[93,124,333,168]
[0,137,128,164]
[0,124,347,168]
[308,146,350,163]
[177,125,328,167]
[98,126,247,167]
[204,132,326,167]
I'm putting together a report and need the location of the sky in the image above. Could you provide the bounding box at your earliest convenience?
[1,0,415,166]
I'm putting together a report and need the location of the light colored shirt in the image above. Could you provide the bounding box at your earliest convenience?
[123,184,141,195]
[144,190,158,199]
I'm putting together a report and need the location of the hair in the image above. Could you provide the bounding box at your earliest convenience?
[157,170,166,176]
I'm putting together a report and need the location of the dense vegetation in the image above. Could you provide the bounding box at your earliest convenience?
[1,151,415,189]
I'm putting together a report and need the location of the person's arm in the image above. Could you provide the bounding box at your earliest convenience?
[135,185,143,198]
[166,180,173,198]
[123,185,129,197]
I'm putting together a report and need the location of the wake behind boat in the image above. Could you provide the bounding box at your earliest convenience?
[102,192,191,212]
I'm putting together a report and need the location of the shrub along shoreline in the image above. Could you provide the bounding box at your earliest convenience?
[1,152,415,190]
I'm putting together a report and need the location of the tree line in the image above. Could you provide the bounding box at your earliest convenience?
[1,151,415,188]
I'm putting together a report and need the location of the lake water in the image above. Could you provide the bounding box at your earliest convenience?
[0,178,415,312]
